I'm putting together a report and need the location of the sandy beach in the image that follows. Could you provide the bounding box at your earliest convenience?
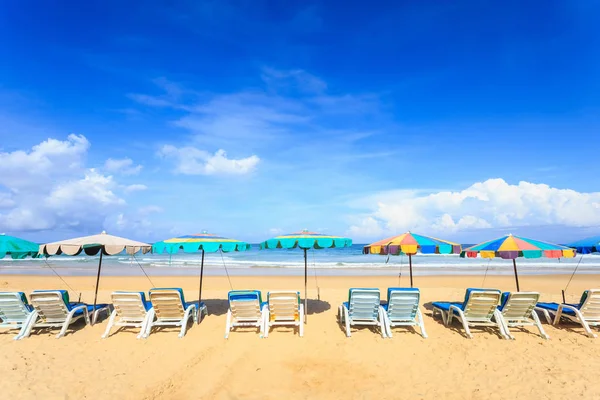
[1,273,600,399]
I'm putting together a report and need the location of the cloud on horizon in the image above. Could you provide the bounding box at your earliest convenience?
[0,135,148,234]
[347,178,600,241]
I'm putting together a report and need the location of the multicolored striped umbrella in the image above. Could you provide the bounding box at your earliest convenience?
[363,232,462,287]
[0,234,39,259]
[567,235,600,254]
[462,234,576,291]
[260,230,352,322]
[153,232,250,318]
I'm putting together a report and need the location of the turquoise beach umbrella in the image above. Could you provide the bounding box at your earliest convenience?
[0,233,40,259]
[152,231,251,322]
[259,230,352,323]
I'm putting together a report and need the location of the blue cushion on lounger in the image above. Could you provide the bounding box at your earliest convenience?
[228,290,265,309]
[499,292,511,311]
[536,302,580,316]
[66,303,107,316]
[432,301,464,312]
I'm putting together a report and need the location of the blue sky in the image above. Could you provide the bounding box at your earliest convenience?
[1,1,600,244]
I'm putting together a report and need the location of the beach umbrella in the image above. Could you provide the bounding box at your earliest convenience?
[152,232,250,322]
[0,233,40,259]
[259,230,352,323]
[363,232,462,288]
[462,234,576,291]
[39,231,152,316]
[567,235,600,254]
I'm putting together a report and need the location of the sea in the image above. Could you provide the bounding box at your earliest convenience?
[1,244,599,277]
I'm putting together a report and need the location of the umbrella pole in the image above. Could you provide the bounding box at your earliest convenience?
[409,254,414,288]
[304,248,308,324]
[92,250,103,325]
[512,259,521,291]
[198,249,205,324]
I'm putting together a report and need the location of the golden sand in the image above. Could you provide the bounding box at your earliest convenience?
[1,273,599,399]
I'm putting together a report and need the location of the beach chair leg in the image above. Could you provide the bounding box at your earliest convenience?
[572,309,597,338]
[138,309,155,339]
[494,310,511,340]
[534,308,553,325]
[378,307,387,338]
[18,311,39,340]
[225,309,232,339]
[263,309,270,338]
[553,306,563,326]
[299,304,304,337]
[58,309,79,339]
[102,309,118,339]
[530,310,550,340]
[451,306,472,339]
[179,305,195,338]
[343,306,351,337]
[417,309,428,338]
[383,312,392,338]
[446,309,453,326]
[14,311,38,340]
[142,318,153,339]
[83,308,91,326]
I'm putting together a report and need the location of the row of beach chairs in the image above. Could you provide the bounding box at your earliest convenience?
[1,287,599,340]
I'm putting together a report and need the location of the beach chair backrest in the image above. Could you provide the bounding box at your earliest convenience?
[579,289,600,320]
[268,291,300,322]
[149,289,185,319]
[0,292,31,323]
[500,292,539,319]
[462,289,501,321]
[348,289,380,320]
[229,290,262,321]
[30,291,70,323]
[387,288,420,321]
[112,292,149,320]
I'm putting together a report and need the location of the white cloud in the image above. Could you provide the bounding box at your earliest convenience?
[0,134,89,189]
[348,179,600,240]
[159,146,260,175]
[124,184,148,193]
[104,157,143,175]
[0,135,151,234]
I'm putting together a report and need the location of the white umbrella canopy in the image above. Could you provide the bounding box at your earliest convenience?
[40,231,152,256]
[40,231,152,320]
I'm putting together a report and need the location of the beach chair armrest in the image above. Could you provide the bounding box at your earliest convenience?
[68,304,87,319]
[558,304,579,313]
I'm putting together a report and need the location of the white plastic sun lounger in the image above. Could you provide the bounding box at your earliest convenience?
[498,292,549,340]
[225,290,266,339]
[0,292,37,340]
[381,288,427,338]
[142,288,204,338]
[18,290,110,339]
[536,289,600,338]
[338,288,386,338]
[264,291,304,338]
[102,291,155,339]
[432,288,508,339]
